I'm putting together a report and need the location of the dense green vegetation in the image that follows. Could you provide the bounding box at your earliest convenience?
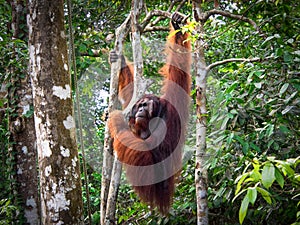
[0,0,299,224]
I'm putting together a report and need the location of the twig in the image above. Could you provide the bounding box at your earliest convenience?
[143,26,170,32]
[206,56,273,72]
[175,0,188,11]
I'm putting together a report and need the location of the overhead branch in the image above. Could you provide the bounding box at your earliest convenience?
[141,10,171,32]
[175,0,188,11]
[142,0,187,31]
[79,49,103,57]
[200,9,261,33]
[141,0,188,33]
[148,0,175,24]
[143,26,170,32]
[206,56,274,72]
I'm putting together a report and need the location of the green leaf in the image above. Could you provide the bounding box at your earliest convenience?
[227,112,234,119]
[261,35,275,47]
[0,99,5,107]
[284,91,298,104]
[214,134,227,144]
[23,106,34,118]
[250,142,261,152]
[257,187,272,204]
[227,133,234,145]
[282,105,294,115]
[234,135,249,155]
[247,187,257,205]
[239,197,249,224]
[262,162,275,189]
[234,135,244,144]
[254,71,264,77]
[235,173,249,195]
[280,163,295,177]
[242,142,249,155]
[267,140,274,148]
[279,125,291,134]
[236,98,245,104]
[226,81,239,94]
[267,156,276,162]
[254,82,262,89]
[279,83,289,96]
[221,116,230,130]
[244,177,255,183]
[266,124,274,137]
[275,48,283,57]
[275,168,284,188]
[283,52,292,62]
[250,168,261,182]
[233,189,247,203]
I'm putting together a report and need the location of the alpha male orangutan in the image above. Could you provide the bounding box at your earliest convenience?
[108,12,192,215]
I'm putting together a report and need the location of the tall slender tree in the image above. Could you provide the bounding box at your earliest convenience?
[27,0,84,224]
[8,0,40,223]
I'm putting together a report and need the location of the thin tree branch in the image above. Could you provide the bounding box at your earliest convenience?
[168,0,177,12]
[143,26,170,32]
[79,50,102,57]
[175,0,188,11]
[200,9,260,33]
[141,10,171,31]
[143,0,186,29]
[206,56,273,72]
[101,13,131,225]
[141,0,187,33]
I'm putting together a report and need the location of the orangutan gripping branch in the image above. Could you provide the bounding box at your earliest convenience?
[108,12,192,215]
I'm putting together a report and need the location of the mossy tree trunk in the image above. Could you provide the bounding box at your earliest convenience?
[28,0,84,224]
[8,0,40,223]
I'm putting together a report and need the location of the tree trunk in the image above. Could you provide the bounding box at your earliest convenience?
[193,2,209,225]
[27,0,84,224]
[100,13,131,225]
[8,0,40,224]
[131,0,144,104]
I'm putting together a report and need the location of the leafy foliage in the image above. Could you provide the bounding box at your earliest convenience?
[0,0,299,224]
[234,157,300,224]
[0,1,26,223]
[0,199,17,225]
[205,1,299,224]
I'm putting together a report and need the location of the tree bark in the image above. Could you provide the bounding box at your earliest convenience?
[130,0,145,107]
[191,2,268,224]
[8,0,40,224]
[100,13,131,225]
[28,0,84,224]
[193,2,209,225]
